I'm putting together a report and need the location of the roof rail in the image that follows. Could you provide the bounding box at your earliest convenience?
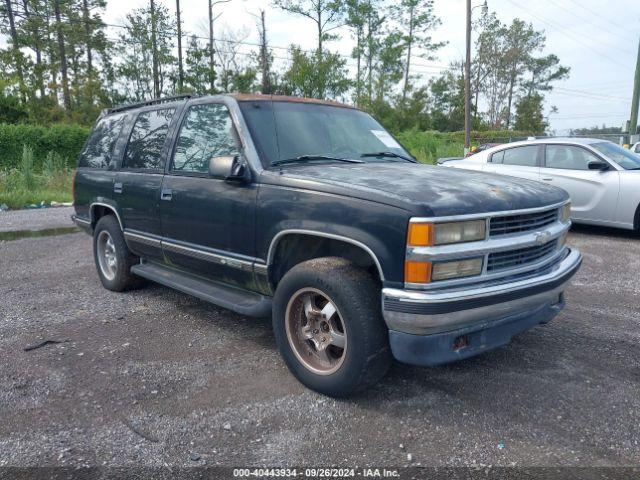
[106,94,194,115]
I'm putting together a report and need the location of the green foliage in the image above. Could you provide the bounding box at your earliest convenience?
[20,145,36,190]
[282,47,351,99]
[0,167,73,209]
[0,123,89,170]
[514,93,547,134]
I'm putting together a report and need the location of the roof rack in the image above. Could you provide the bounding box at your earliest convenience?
[106,94,194,115]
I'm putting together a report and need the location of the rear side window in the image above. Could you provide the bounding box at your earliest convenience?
[122,108,175,170]
[501,146,539,167]
[78,113,126,168]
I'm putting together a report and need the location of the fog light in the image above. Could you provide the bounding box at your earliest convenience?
[432,257,483,281]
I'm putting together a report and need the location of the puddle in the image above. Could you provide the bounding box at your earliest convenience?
[0,226,81,242]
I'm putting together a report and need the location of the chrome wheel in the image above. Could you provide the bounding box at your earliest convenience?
[96,230,117,281]
[285,288,347,375]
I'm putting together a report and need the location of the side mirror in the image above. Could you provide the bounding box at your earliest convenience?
[208,155,250,182]
[587,160,609,171]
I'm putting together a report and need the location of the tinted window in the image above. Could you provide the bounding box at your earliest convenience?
[78,113,126,168]
[172,104,239,173]
[123,108,175,170]
[502,146,539,167]
[545,145,598,170]
[490,151,504,163]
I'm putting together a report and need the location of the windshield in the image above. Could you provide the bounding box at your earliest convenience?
[238,100,412,167]
[591,142,640,170]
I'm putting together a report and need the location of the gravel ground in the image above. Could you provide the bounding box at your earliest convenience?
[0,224,638,470]
[0,206,75,233]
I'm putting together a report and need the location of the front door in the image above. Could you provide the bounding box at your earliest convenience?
[159,101,258,288]
[116,107,178,259]
[540,144,620,224]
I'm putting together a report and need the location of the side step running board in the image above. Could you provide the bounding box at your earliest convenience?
[131,262,272,318]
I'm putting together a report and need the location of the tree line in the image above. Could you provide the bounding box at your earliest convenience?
[0,0,569,133]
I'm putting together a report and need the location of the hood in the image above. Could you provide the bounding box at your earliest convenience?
[265,162,568,217]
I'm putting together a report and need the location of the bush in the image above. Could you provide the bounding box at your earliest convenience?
[0,123,90,171]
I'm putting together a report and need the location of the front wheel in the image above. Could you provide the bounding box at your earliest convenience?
[272,257,392,397]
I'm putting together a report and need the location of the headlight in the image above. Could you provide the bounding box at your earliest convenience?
[432,257,483,281]
[408,219,486,246]
[560,203,571,223]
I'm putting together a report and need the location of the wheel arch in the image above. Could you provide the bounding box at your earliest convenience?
[90,202,123,231]
[266,230,385,289]
[634,202,640,231]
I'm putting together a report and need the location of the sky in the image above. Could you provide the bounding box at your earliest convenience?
[90,0,640,133]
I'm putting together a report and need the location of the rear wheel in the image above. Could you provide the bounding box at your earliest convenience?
[93,215,144,291]
[272,257,392,397]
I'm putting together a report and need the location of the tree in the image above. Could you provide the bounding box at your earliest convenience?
[430,68,465,132]
[282,46,350,99]
[116,3,176,101]
[273,0,344,57]
[184,35,211,94]
[513,92,547,133]
[390,0,443,103]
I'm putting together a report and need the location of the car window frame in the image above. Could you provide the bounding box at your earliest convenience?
[542,143,615,171]
[167,100,244,178]
[488,144,543,167]
[118,105,182,174]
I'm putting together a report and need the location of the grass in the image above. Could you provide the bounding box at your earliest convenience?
[397,130,464,164]
[0,146,73,209]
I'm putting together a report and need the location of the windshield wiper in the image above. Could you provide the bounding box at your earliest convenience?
[360,151,417,163]
[271,155,364,167]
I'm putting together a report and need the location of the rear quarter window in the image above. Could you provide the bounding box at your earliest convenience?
[78,113,126,169]
[122,108,176,170]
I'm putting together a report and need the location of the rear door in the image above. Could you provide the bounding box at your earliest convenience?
[159,100,258,288]
[116,107,178,258]
[540,144,620,224]
[484,145,542,182]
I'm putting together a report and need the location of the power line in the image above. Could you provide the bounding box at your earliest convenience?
[506,0,633,71]
[546,0,638,46]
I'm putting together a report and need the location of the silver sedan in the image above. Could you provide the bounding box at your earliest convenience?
[442,138,640,231]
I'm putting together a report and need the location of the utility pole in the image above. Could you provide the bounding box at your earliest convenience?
[629,36,640,143]
[259,10,271,94]
[464,0,471,154]
[176,0,184,92]
[150,0,160,98]
[208,0,215,94]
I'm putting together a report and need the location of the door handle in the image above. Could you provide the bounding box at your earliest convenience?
[542,178,553,181]
[160,188,173,201]
[114,182,123,193]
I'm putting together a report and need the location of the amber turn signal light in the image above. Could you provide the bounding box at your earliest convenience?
[405,261,432,283]
[407,223,433,246]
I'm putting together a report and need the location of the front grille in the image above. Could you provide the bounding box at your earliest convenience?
[487,241,558,272]
[490,208,558,236]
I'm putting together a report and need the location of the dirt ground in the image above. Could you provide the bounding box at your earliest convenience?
[0,213,639,470]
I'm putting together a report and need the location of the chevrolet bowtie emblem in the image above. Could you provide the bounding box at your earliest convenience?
[535,231,552,245]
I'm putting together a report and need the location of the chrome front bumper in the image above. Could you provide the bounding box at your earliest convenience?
[382,248,582,336]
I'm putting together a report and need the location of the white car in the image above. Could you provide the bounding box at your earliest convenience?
[630,142,640,154]
[442,138,640,231]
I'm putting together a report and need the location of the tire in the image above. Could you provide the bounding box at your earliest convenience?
[272,257,392,397]
[93,215,144,292]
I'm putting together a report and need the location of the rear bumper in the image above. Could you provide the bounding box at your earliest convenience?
[382,248,581,366]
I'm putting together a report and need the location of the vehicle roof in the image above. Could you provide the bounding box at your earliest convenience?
[229,93,356,109]
[102,93,356,118]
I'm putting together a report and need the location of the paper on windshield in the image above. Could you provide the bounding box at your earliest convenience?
[371,130,401,149]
